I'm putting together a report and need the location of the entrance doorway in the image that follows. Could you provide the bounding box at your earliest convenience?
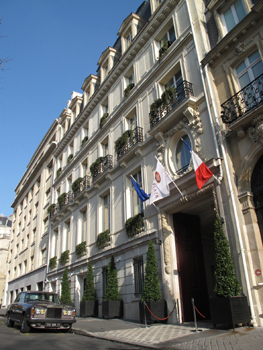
[173,213,210,322]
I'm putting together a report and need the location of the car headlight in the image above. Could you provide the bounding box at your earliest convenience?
[35,308,45,315]
[63,309,75,316]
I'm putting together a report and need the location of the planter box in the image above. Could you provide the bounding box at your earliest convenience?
[102,300,123,319]
[209,296,251,329]
[80,300,98,317]
[139,300,167,324]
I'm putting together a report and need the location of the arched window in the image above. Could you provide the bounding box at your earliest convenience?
[175,134,191,174]
[251,155,263,245]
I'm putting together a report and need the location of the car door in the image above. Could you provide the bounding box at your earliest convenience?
[10,293,22,321]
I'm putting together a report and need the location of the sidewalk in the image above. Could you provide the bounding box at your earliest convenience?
[1,308,263,349]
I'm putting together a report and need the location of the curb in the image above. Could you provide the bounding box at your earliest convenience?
[71,327,157,349]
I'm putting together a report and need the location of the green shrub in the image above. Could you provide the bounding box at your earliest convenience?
[47,204,56,214]
[72,177,83,194]
[100,113,109,128]
[56,168,62,178]
[81,136,88,146]
[58,193,67,207]
[59,250,69,265]
[90,157,104,177]
[75,241,86,258]
[161,86,175,104]
[125,213,144,237]
[104,255,120,301]
[124,83,135,97]
[96,229,110,249]
[61,268,72,304]
[67,154,73,164]
[115,130,133,153]
[141,240,161,302]
[49,256,57,269]
[214,216,241,297]
[82,261,96,302]
[149,98,163,121]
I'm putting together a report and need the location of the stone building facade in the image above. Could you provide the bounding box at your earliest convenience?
[0,215,12,306]
[5,0,263,327]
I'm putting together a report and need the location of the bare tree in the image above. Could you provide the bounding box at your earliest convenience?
[0,17,12,71]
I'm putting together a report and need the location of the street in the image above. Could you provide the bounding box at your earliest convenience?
[0,319,145,350]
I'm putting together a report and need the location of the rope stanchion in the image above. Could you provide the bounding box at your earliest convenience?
[194,305,205,319]
[144,301,176,321]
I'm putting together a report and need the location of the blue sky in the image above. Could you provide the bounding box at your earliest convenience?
[0,0,144,218]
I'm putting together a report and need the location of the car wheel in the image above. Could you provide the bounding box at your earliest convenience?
[20,315,31,333]
[6,313,14,327]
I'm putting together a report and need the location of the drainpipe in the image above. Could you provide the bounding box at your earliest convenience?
[185,0,256,325]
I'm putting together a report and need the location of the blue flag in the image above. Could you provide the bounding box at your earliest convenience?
[130,176,150,202]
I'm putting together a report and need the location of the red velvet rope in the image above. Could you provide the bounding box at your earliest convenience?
[144,302,176,321]
[194,305,205,318]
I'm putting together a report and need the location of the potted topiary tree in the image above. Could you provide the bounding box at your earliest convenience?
[209,216,251,329]
[140,240,166,324]
[102,255,123,319]
[61,268,73,306]
[80,261,98,317]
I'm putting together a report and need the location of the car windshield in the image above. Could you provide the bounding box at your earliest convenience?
[25,293,60,303]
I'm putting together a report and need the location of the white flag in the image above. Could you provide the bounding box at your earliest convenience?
[150,158,172,204]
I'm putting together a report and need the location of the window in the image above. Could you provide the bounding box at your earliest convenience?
[28,209,31,222]
[47,161,53,178]
[21,238,24,249]
[41,249,47,265]
[18,263,21,276]
[129,114,137,131]
[37,281,43,291]
[52,229,58,257]
[31,256,34,270]
[160,26,175,48]
[235,50,263,89]
[32,227,36,242]
[34,202,39,217]
[26,285,31,291]
[14,267,16,278]
[67,176,72,192]
[176,135,192,174]
[102,194,110,231]
[131,171,143,216]
[80,209,87,243]
[45,188,51,206]
[16,243,19,254]
[82,160,88,177]
[24,260,27,274]
[64,221,70,251]
[221,0,246,33]
[27,234,29,246]
[134,257,144,297]
[125,32,132,49]
[43,218,49,233]
[103,142,108,156]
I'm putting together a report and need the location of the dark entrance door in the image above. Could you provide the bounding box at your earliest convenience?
[173,213,210,322]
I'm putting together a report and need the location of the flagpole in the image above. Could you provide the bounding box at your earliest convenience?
[154,156,184,198]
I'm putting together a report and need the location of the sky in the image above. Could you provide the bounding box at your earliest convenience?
[0,0,145,218]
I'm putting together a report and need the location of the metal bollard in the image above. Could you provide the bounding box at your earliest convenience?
[191,298,199,333]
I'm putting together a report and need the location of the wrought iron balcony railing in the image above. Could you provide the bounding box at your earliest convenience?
[92,155,113,181]
[73,175,91,197]
[116,127,143,160]
[221,73,263,124]
[150,81,194,128]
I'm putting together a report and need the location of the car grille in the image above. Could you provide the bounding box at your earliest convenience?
[46,308,62,319]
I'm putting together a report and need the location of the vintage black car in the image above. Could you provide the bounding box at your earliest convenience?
[6,291,76,333]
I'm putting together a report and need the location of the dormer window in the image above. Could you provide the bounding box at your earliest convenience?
[221,0,246,34]
[125,32,132,50]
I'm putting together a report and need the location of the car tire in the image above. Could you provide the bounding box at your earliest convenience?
[20,315,31,333]
[7,313,14,327]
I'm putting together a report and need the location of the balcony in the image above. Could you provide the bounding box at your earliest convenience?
[116,127,143,162]
[91,155,113,184]
[50,177,91,221]
[149,81,194,129]
[221,74,263,126]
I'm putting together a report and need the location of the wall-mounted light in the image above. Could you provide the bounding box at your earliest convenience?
[154,238,162,245]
